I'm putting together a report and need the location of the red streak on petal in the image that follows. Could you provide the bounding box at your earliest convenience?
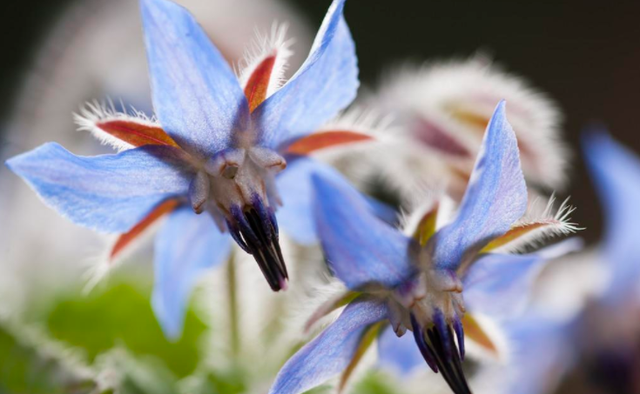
[110,199,179,261]
[244,54,276,113]
[97,120,179,148]
[285,131,374,155]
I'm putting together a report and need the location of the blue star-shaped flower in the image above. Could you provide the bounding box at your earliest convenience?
[269,102,579,394]
[6,0,366,339]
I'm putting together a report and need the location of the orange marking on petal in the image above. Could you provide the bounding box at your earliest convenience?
[462,314,498,356]
[244,54,276,112]
[110,199,179,261]
[480,222,547,253]
[286,131,374,156]
[412,203,439,246]
[97,120,179,148]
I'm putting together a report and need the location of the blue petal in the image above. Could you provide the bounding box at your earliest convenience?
[254,0,358,149]
[432,101,527,271]
[152,206,232,339]
[502,315,574,394]
[582,131,640,302]
[141,0,248,159]
[276,156,398,245]
[312,172,416,289]
[464,237,583,319]
[377,326,423,376]
[269,299,387,394]
[364,196,400,227]
[463,253,545,318]
[5,142,192,233]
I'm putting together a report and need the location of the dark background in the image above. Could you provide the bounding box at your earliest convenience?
[2,0,640,242]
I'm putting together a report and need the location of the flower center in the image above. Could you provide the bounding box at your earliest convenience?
[391,269,470,394]
[227,196,287,291]
[187,147,289,291]
[409,311,470,394]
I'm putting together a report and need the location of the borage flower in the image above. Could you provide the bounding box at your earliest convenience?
[365,58,567,202]
[501,132,640,394]
[6,0,369,338]
[269,102,579,394]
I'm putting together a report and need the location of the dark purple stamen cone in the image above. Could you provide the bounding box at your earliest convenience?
[453,317,465,360]
[411,313,438,373]
[410,312,471,394]
[227,196,288,291]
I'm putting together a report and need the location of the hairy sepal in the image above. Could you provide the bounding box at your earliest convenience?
[74,101,179,151]
[481,196,581,254]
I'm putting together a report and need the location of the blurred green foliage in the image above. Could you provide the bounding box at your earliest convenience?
[45,282,207,378]
[351,371,405,394]
[0,276,397,394]
[195,370,247,394]
[0,323,97,394]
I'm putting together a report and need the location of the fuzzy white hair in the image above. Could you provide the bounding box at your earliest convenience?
[236,23,294,99]
[490,195,582,254]
[369,56,568,199]
[74,100,161,152]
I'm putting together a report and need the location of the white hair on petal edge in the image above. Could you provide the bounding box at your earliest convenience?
[491,195,582,254]
[237,22,294,97]
[372,56,569,190]
[81,219,160,295]
[80,237,122,295]
[73,99,160,152]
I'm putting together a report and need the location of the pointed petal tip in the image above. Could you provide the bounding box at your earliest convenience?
[5,141,55,172]
[151,291,184,342]
[254,0,357,148]
[141,0,247,158]
[489,99,510,132]
[139,0,168,18]
[152,207,232,342]
[5,156,19,173]
[4,143,193,233]
[581,125,612,152]
[140,0,174,13]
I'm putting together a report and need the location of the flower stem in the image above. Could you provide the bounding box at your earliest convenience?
[227,252,240,358]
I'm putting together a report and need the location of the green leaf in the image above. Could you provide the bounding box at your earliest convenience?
[0,322,98,394]
[191,369,248,394]
[349,370,405,394]
[45,281,207,378]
